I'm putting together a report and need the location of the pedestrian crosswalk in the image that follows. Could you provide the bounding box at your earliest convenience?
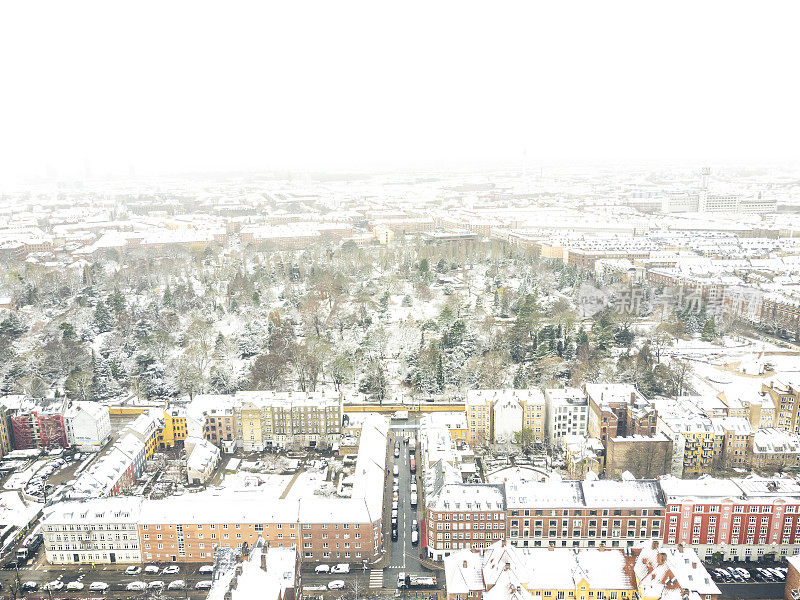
[369,569,384,589]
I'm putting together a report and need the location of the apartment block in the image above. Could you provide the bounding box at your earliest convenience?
[42,415,388,566]
[425,483,507,561]
[762,378,800,434]
[233,390,343,451]
[42,498,143,565]
[661,475,800,561]
[585,383,657,448]
[505,478,664,553]
[465,389,546,446]
[545,388,589,443]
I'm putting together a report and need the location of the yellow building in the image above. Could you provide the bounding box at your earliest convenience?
[236,401,264,451]
[0,404,14,457]
[444,541,719,600]
[444,542,637,600]
[762,378,800,433]
[466,392,492,446]
[157,407,187,450]
[126,411,161,460]
[373,227,394,244]
[465,389,546,445]
[681,429,722,475]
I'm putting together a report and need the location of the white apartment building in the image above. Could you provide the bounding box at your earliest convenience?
[64,401,112,452]
[42,498,143,565]
[545,387,589,443]
[492,395,523,443]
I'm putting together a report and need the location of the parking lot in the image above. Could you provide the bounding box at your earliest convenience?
[708,564,787,599]
[0,557,219,598]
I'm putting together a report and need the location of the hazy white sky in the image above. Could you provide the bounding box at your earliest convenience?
[1,1,798,181]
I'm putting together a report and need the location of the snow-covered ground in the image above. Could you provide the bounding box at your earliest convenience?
[3,459,49,491]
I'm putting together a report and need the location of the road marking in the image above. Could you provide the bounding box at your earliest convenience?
[369,569,384,588]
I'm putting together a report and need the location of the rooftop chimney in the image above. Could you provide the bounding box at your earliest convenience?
[548,543,555,551]
[504,563,510,571]
[657,553,666,565]
[463,561,468,569]
[651,540,659,550]
[261,553,267,571]
[677,543,684,553]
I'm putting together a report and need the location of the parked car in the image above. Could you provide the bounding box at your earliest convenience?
[148,581,165,589]
[756,568,774,581]
[162,565,180,575]
[196,580,213,590]
[66,581,84,590]
[21,581,37,590]
[331,563,350,574]
[144,565,160,574]
[314,564,330,574]
[168,580,186,590]
[127,581,147,591]
[89,581,109,591]
[3,560,20,570]
[391,528,398,541]
[198,565,214,574]
[412,530,419,545]
[125,566,142,575]
[45,581,64,591]
[735,568,750,580]
[769,568,786,581]
[328,580,346,590]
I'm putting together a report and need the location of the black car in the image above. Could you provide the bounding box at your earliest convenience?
[2,560,19,570]
[391,528,398,541]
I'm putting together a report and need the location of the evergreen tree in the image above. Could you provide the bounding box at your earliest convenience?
[162,285,173,307]
[93,300,113,333]
[701,318,716,342]
[0,312,26,339]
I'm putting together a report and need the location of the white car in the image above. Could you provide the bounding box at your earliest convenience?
[314,564,330,574]
[148,580,165,589]
[66,581,84,590]
[45,581,64,591]
[144,565,160,574]
[331,563,350,574]
[162,565,180,575]
[198,565,214,574]
[127,581,147,591]
[125,566,142,575]
[89,582,109,591]
[196,580,213,590]
[22,581,38,591]
[328,580,346,590]
[168,580,187,590]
